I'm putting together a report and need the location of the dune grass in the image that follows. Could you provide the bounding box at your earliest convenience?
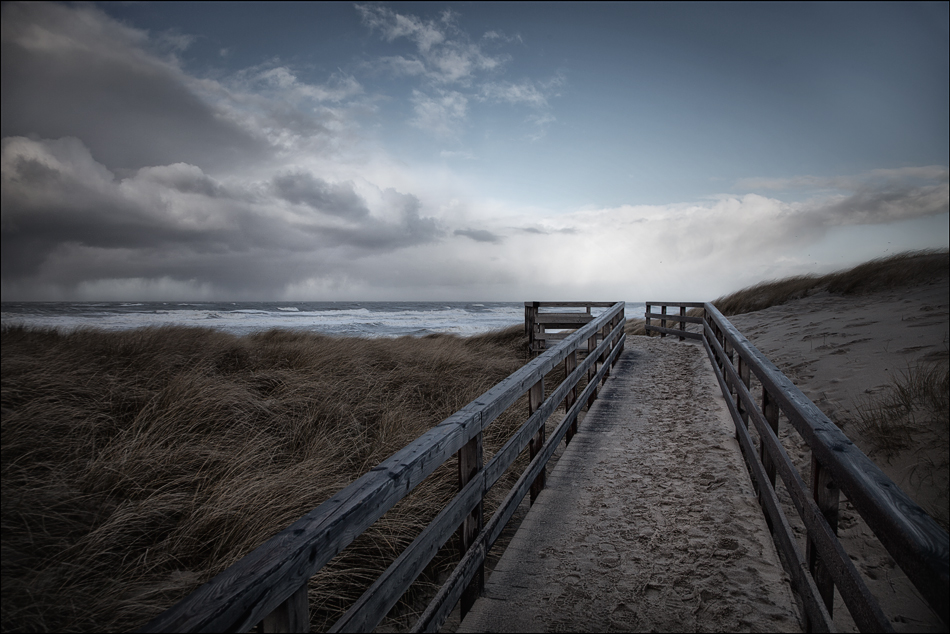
[851,361,950,531]
[712,249,949,317]
[853,361,949,457]
[1,324,539,632]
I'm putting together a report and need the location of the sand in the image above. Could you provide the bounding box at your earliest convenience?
[459,338,802,632]
[727,278,949,632]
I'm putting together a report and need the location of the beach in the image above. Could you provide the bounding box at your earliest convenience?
[2,255,947,632]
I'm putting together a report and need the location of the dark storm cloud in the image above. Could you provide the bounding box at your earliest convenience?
[454,228,503,243]
[316,190,441,249]
[1,137,441,296]
[273,172,369,219]
[0,2,268,172]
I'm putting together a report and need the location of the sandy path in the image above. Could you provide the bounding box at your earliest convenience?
[458,337,801,633]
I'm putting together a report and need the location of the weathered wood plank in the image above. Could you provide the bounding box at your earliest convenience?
[642,301,705,308]
[526,301,616,307]
[761,388,779,488]
[643,325,703,340]
[260,583,308,634]
[704,303,949,624]
[144,304,624,633]
[458,433,484,617]
[565,351,578,443]
[532,331,574,341]
[643,312,704,324]
[328,471,485,632]
[524,304,537,338]
[809,455,841,617]
[528,379,545,505]
[701,337,834,632]
[705,323,892,631]
[533,313,596,325]
[411,334,626,634]
[329,330,629,634]
[484,319,623,488]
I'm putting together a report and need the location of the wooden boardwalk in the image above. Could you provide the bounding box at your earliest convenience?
[458,338,802,632]
[143,301,948,633]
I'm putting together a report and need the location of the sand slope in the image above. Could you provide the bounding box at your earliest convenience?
[727,278,949,632]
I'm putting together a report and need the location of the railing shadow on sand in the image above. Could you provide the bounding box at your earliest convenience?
[141,302,626,633]
[646,301,949,633]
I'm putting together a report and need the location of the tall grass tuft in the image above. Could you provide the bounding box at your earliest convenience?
[851,362,950,530]
[853,363,949,457]
[1,324,531,632]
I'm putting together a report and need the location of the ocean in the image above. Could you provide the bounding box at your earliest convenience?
[1,301,647,338]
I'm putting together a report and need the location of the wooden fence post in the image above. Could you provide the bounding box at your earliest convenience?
[617,307,625,359]
[587,333,599,408]
[679,306,686,341]
[660,305,667,337]
[529,380,546,504]
[760,388,780,489]
[524,303,535,355]
[723,339,735,394]
[736,356,750,429]
[260,583,309,633]
[645,303,651,335]
[457,432,484,617]
[564,351,578,444]
[808,456,840,618]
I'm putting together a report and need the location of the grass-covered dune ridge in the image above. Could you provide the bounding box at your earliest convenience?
[712,249,949,316]
[1,325,532,632]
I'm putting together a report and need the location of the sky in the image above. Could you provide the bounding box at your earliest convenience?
[1,1,948,302]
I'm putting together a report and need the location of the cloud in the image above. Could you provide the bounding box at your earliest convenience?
[357,5,559,140]
[816,181,949,226]
[357,4,447,53]
[735,165,950,192]
[410,90,468,138]
[0,2,269,172]
[480,81,549,108]
[357,5,504,84]
[734,166,949,227]
[440,150,477,160]
[1,136,441,297]
[273,172,369,220]
[253,67,363,103]
[454,228,503,243]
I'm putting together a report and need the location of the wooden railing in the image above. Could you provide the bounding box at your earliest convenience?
[524,301,618,355]
[646,302,949,632]
[142,302,626,633]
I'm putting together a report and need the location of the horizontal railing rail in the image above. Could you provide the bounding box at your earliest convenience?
[524,301,618,354]
[142,302,625,633]
[646,302,949,632]
[644,301,705,341]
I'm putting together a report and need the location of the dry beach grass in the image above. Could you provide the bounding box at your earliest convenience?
[1,325,544,632]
